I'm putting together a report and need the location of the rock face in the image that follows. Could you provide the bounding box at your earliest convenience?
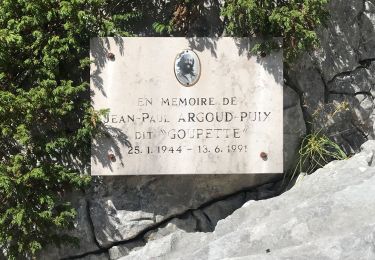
[38,176,281,259]
[288,0,375,155]
[37,0,375,259]
[119,140,375,260]
[86,174,280,248]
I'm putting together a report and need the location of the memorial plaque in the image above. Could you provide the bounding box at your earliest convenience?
[90,37,283,175]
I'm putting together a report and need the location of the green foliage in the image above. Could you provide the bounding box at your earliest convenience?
[150,0,329,61]
[221,0,329,62]
[150,0,225,36]
[153,21,173,34]
[287,130,348,184]
[0,0,142,258]
[285,100,350,185]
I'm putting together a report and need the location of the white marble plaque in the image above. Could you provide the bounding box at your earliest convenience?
[90,37,283,175]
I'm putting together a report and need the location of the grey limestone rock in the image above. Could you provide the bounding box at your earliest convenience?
[118,140,375,260]
[359,1,375,60]
[313,0,364,82]
[287,0,375,154]
[283,85,307,172]
[79,253,110,260]
[86,174,280,248]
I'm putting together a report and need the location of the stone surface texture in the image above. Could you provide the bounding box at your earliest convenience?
[37,0,375,259]
[119,140,375,260]
[287,0,375,155]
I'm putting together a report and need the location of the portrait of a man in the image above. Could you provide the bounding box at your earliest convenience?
[174,50,200,86]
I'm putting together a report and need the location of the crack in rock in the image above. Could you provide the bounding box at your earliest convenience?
[62,181,282,259]
[327,64,372,85]
[328,90,374,98]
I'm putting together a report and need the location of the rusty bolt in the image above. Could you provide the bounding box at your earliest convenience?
[260,152,268,161]
[108,153,116,162]
[107,52,115,60]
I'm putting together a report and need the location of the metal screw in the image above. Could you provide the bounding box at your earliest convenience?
[107,52,115,60]
[108,153,116,162]
[260,152,268,161]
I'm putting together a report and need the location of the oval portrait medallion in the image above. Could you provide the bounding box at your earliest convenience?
[174,49,201,87]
